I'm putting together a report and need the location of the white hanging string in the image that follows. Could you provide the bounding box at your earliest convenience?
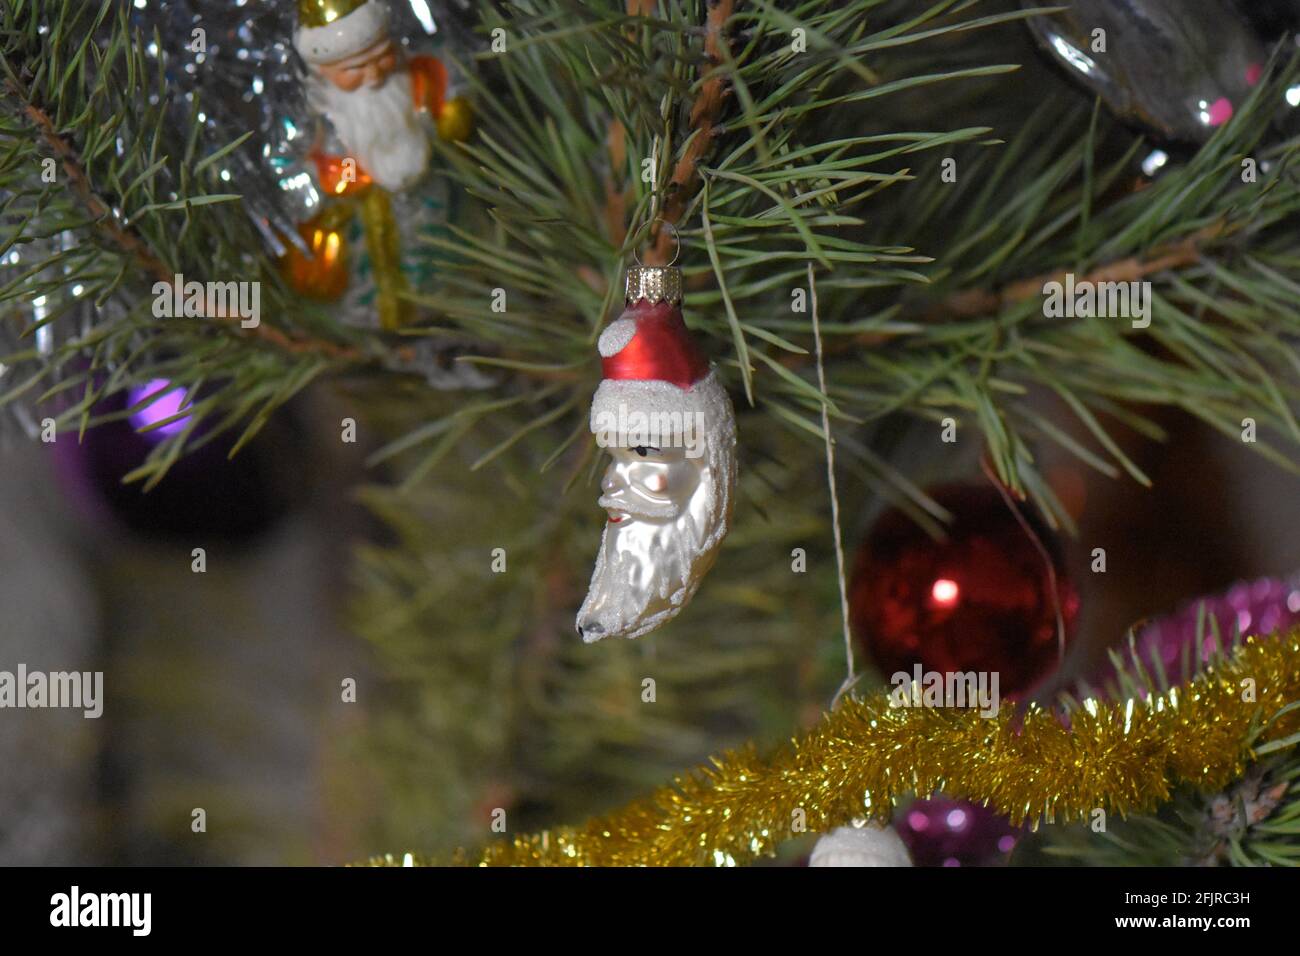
[806,263,858,707]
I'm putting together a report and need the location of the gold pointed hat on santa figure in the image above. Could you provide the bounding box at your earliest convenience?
[295,0,391,65]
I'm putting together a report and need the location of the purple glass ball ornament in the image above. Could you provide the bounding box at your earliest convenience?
[1089,573,1300,690]
[126,378,193,440]
[894,795,1020,867]
[50,374,302,544]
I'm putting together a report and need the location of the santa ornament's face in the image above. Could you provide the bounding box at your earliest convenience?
[577,429,732,643]
[306,50,430,192]
[600,445,700,524]
[576,271,737,643]
[316,37,399,91]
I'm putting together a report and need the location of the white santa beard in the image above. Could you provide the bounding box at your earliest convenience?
[577,457,727,642]
[310,72,432,192]
[578,515,707,642]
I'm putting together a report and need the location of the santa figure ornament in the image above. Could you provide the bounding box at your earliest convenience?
[292,0,472,328]
[576,262,737,642]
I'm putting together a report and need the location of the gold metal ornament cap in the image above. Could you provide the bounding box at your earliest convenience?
[298,0,369,29]
[624,265,682,305]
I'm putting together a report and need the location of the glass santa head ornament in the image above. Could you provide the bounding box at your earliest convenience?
[576,258,737,642]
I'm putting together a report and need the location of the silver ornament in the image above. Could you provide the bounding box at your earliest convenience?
[809,823,914,868]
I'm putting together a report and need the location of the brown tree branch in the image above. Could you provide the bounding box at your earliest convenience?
[926,222,1227,323]
[604,118,630,250]
[643,0,735,266]
[779,223,1231,370]
[604,0,656,253]
[10,79,364,362]
[18,96,172,284]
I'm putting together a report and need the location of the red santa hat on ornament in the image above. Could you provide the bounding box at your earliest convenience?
[590,266,736,457]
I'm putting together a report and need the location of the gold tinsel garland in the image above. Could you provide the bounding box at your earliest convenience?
[368,631,1300,867]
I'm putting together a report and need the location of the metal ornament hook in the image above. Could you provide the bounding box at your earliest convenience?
[631,218,680,267]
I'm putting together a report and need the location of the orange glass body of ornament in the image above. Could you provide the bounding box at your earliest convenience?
[280,212,351,301]
[312,154,374,198]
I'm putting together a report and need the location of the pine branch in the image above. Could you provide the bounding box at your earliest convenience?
[401,0,1035,490]
[5,0,1298,515]
[0,0,372,481]
[10,85,171,286]
[930,222,1228,321]
[4,69,363,362]
[645,0,735,265]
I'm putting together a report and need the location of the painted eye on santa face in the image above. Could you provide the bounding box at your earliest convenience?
[617,446,698,502]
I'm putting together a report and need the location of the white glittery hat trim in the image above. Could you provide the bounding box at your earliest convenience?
[296,1,389,65]
[589,370,731,443]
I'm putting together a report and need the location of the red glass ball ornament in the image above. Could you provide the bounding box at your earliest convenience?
[850,484,1079,696]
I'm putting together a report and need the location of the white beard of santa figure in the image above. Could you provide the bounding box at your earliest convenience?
[306,68,432,193]
[577,267,737,642]
[295,0,432,193]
